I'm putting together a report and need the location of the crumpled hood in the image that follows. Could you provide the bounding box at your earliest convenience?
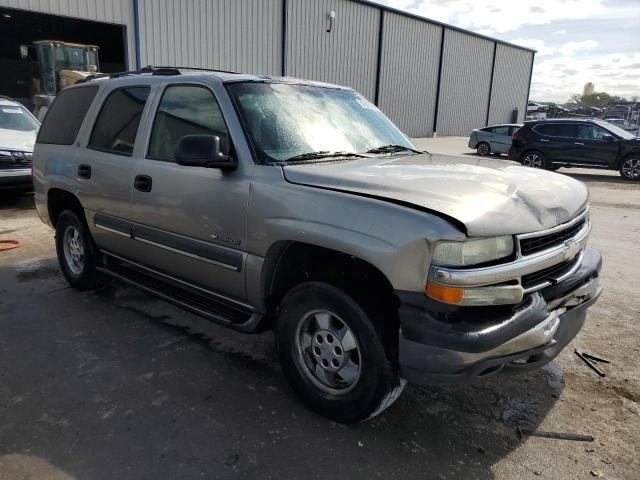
[0,128,37,152]
[282,153,589,236]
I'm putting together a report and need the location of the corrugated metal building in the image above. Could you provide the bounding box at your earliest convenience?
[0,0,535,137]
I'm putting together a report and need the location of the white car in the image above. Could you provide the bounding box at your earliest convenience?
[0,96,39,189]
[527,101,544,113]
[468,124,522,156]
[605,118,634,131]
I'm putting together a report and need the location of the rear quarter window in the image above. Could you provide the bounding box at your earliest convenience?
[37,86,99,145]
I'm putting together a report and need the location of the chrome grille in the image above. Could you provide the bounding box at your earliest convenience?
[520,218,586,256]
[521,254,581,290]
[518,210,589,257]
[0,151,33,170]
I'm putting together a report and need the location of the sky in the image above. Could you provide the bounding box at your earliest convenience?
[375,0,640,103]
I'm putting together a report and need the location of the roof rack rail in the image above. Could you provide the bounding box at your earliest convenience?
[78,65,181,83]
[77,65,241,84]
[170,66,240,74]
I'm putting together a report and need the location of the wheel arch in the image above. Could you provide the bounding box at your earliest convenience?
[262,241,396,304]
[617,151,640,169]
[260,241,399,332]
[47,188,84,228]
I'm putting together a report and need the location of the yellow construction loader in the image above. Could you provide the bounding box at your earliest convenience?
[19,40,100,120]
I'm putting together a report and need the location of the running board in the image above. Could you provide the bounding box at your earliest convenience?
[97,255,263,333]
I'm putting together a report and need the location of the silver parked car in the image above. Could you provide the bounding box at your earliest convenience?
[468,124,522,156]
[0,96,39,189]
[32,68,601,423]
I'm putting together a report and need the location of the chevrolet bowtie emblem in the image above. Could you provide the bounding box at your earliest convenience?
[563,240,581,261]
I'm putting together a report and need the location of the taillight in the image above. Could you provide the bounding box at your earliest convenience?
[512,132,522,141]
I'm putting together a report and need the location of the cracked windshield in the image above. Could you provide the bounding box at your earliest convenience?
[228,82,415,161]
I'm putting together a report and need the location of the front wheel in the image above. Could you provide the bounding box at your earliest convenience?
[55,209,99,290]
[276,282,404,423]
[619,157,640,181]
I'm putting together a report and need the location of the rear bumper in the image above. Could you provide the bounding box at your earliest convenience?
[398,247,602,384]
[507,145,523,161]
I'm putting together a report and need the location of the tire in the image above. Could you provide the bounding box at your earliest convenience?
[55,209,99,290]
[476,142,490,156]
[619,157,640,181]
[521,150,549,169]
[275,282,404,423]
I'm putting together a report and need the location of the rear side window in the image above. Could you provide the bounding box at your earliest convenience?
[89,86,150,155]
[534,123,577,138]
[37,86,98,145]
[492,126,510,135]
[147,85,231,161]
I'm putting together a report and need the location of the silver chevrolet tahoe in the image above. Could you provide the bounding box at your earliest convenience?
[32,67,602,423]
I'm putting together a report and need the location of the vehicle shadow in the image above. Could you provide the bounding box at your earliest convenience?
[559,171,632,186]
[0,188,34,211]
[0,257,562,480]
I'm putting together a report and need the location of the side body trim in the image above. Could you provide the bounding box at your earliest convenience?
[92,212,242,272]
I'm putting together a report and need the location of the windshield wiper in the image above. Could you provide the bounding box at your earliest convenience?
[285,151,365,162]
[366,144,423,155]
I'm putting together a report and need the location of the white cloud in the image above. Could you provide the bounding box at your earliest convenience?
[553,29,568,35]
[529,52,640,102]
[377,0,610,35]
[509,39,556,56]
[496,39,599,58]
[558,40,599,56]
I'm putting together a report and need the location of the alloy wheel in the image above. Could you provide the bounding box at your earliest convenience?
[622,158,640,180]
[295,309,362,395]
[477,143,490,156]
[62,225,85,275]
[523,152,543,168]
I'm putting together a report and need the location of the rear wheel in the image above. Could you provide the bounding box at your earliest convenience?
[476,142,490,156]
[55,209,99,290]
[521,150,549,169]
[276,282,404,423]
[619,157,640,181]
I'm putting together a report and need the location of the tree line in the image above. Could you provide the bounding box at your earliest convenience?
[567,92,639,108]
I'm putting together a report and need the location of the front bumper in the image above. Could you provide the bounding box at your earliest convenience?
[398,247,602,384]
[0,169,32,188]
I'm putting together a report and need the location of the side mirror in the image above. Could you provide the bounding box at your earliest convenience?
[175,134,237,170]
[19,45,29,60]
[601,134,616,142]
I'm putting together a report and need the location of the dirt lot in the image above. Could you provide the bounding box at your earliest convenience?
[1,139,638,479]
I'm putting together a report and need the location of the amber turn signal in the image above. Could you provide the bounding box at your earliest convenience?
[425,282,464,304]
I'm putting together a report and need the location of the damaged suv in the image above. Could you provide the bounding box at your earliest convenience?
[33,68,602,422]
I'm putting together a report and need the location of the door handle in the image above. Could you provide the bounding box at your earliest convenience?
[540,138,549,142]
[77,164,91,179]
[134,174,152,192]
[574,142,585,146]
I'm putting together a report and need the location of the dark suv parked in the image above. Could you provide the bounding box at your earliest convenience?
[509,119,640,180]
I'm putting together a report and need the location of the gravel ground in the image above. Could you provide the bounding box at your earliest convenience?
[0,138,638,479]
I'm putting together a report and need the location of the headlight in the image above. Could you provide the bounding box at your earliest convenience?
[432,236,514,267]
